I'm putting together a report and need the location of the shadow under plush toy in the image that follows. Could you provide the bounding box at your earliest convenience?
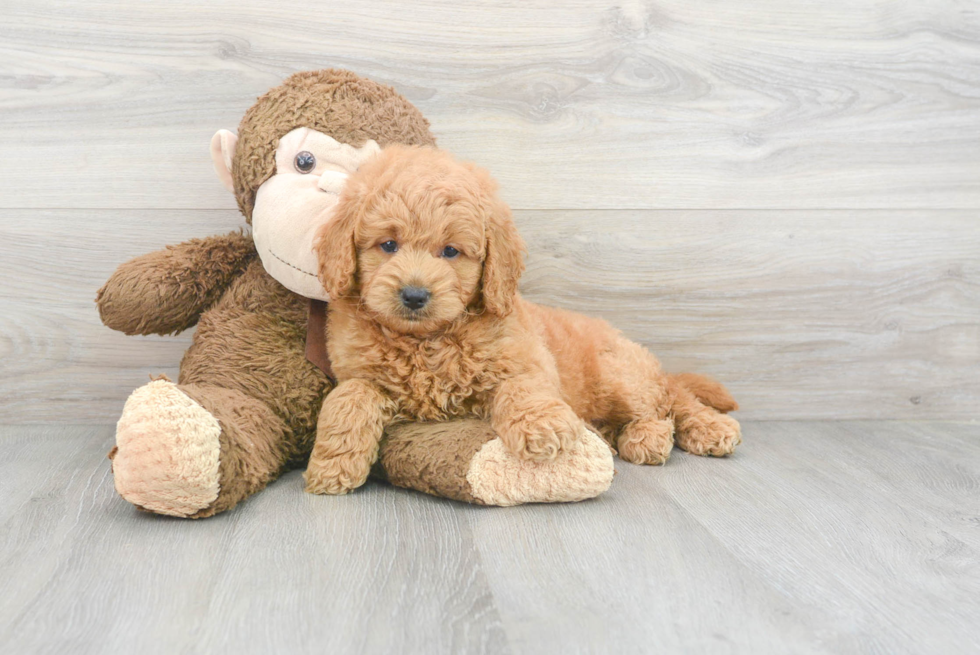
[97,69,739,518]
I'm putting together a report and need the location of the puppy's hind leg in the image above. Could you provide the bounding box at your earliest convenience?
[669,380,741,457]
[617,415,675,465]
[598,339,676,465]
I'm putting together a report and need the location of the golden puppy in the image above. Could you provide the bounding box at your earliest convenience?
[304,146,741,495]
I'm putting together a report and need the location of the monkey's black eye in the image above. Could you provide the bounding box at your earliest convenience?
[294,151,316,173]
[441,246,459,258]
[380,240,398,254]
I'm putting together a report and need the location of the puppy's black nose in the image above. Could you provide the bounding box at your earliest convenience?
[400,286,431,310]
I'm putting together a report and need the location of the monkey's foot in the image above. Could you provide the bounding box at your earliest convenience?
[111,380,222,517]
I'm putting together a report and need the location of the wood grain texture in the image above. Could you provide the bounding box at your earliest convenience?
[2,422,979,654]
[0,426,508,655]
[0,211,243,424]
[653,421,980,653]
[1,209,977,422]
[0,0,978,210]
[1,0,978,422]
[465,464,829,654]
[469,420,980,654]
[520,210,980,420]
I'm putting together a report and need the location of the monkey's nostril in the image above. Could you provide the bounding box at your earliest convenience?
[400,286,431,311]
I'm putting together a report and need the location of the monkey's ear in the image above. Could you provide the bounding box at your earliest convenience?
[209,129,239,193]
[481,198,526,315]
[314,192,360,300]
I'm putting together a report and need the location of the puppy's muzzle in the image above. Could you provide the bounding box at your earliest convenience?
[399,286,431,311]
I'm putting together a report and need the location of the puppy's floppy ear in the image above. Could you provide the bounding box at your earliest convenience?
[314,189,361,300]
[481,197,526,315]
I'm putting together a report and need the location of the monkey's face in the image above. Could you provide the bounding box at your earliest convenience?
[252,128,381,301]
[211,126,380,301]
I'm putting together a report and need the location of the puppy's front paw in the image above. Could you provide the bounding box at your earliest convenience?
[304,452,372,495]
[503,405,581,462]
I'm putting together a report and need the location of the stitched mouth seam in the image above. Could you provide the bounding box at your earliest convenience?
[267,247,318,278]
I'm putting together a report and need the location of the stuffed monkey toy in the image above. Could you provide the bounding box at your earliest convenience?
[97,70,622,517]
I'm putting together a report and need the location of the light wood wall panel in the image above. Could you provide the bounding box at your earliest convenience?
[1,209,976,422]
[1,0,978,423]
[0,0,978,210]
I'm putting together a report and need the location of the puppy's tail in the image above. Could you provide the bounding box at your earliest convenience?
[666,373,739,413]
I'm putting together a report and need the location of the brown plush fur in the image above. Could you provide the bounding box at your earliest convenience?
[374,419,499,504]
[233,70,437,221]
[97,70,481,515]
[304,146,741,495]
[96,231,257,336]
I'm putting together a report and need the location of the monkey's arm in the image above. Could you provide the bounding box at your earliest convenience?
[96,231,256,336]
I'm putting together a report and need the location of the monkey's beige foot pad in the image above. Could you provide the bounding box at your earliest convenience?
[111,380,222,517]
[377,420,615,506]
[468,427,614,505]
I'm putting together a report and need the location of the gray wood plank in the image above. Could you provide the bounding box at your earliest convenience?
[810,421,980,550]
[0,426,112,524]
[0,427,248,654]
[0,426,508,655]
[464,472,831,654]
[2,209,977,423]
[520,209,980,421]
[1,0,978,210]
[655,422,980,654]
[0,210,243,424]
[195,477,508,655]
[902,420,980,455]
[4,422,978,654]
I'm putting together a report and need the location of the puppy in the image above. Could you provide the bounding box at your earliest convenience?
[304,146,741,495]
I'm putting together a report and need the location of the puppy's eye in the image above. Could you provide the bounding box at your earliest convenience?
[294,151,316,173]
[441,246,459,258]
[379,240,398,254]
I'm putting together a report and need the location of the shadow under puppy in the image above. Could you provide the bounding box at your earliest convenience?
[305,145,741,495]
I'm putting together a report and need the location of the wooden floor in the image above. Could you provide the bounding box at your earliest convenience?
[1,421,977,654]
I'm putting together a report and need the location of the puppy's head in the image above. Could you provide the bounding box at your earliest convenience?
[315,145,526,335]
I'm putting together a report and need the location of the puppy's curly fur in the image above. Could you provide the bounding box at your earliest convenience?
[304,146,741,495]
